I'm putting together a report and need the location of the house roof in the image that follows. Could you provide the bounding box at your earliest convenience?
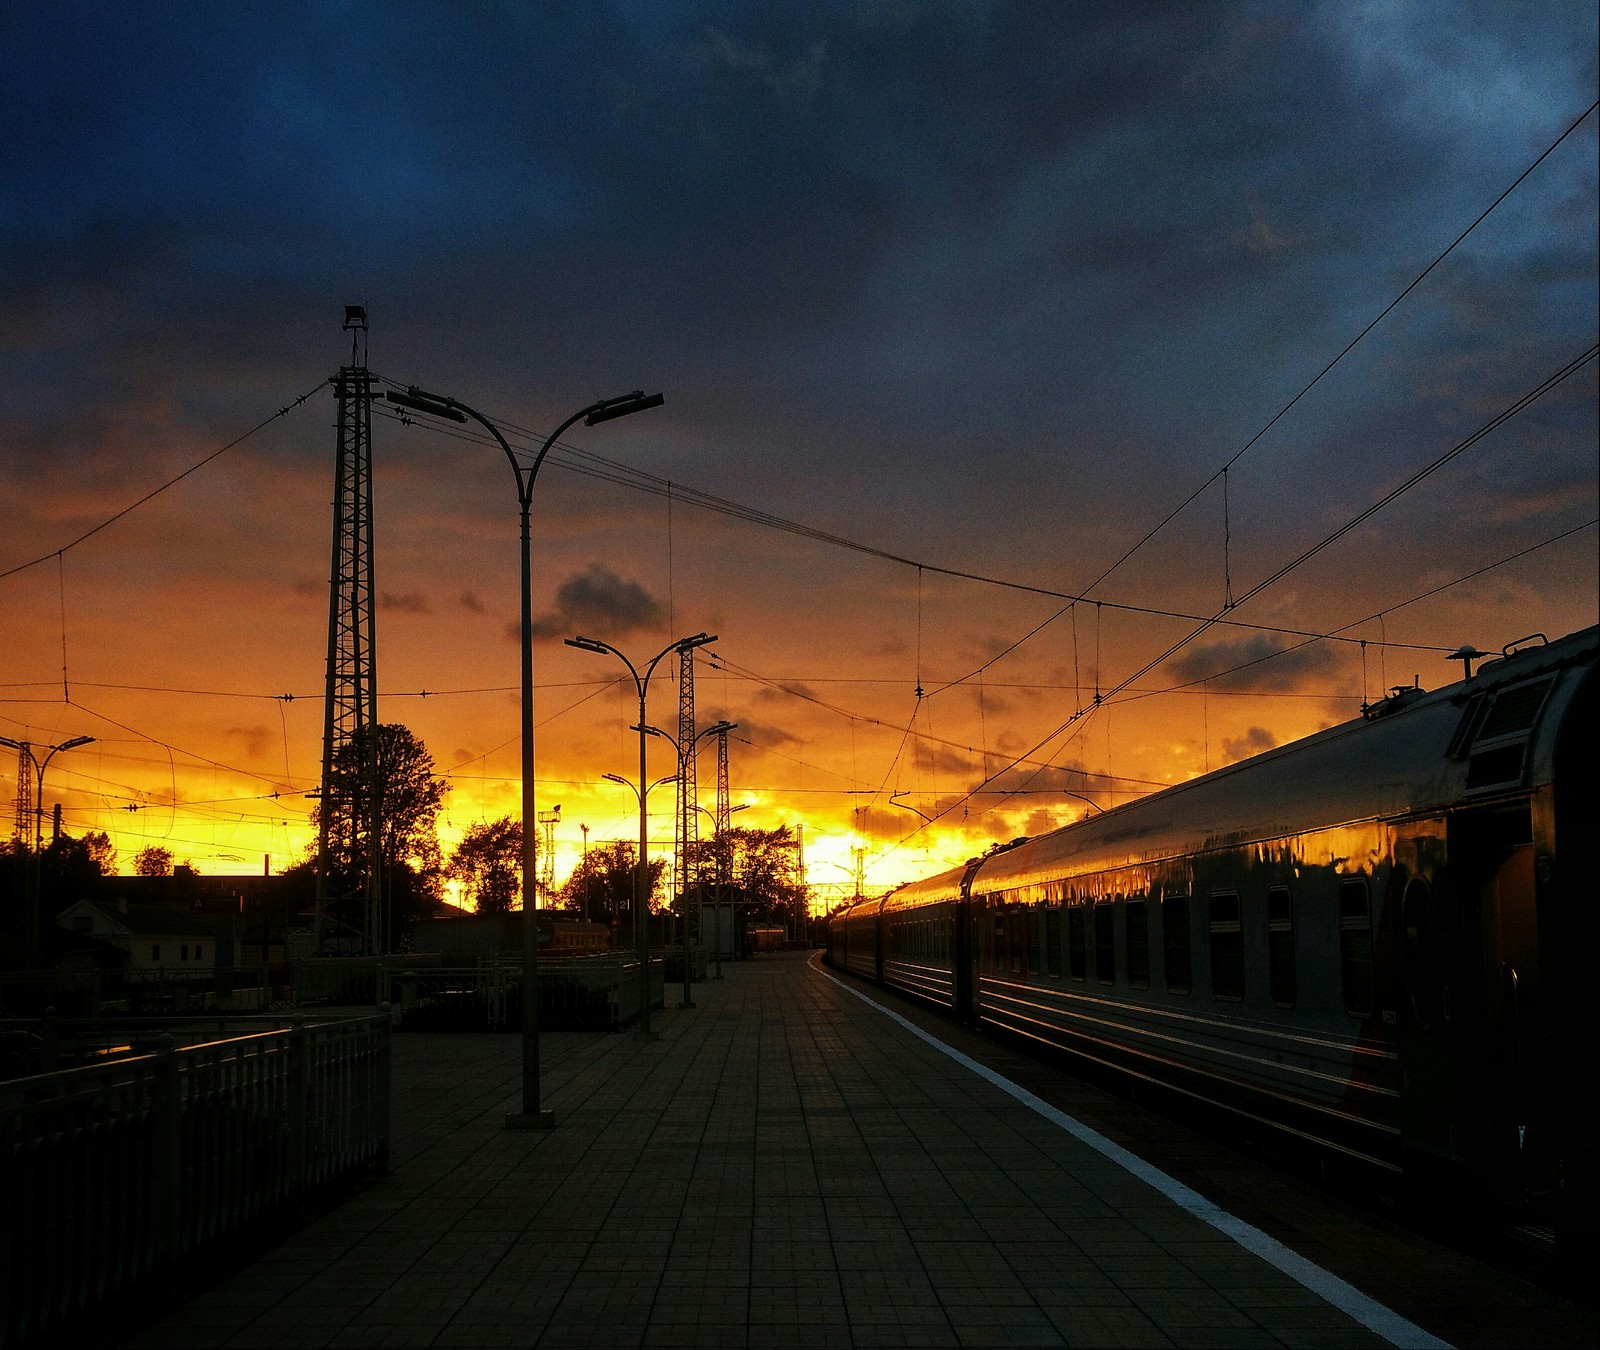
[59,899,234,938]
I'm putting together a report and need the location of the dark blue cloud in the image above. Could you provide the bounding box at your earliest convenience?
[3,0,1594,550]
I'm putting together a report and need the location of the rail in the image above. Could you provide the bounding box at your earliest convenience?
[0,1012,391,1348]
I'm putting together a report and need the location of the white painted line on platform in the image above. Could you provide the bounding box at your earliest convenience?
[815,960,1452,1350]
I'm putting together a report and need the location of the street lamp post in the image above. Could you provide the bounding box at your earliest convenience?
[601,770,676,1023]
[388,385,662,1128]
[578,823,590,924]
[566,632,716,1038]
[0,734,95,966]
[638,719,735,1009]
[693,799,747,980]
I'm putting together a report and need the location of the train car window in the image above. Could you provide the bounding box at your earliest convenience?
[1208,892,1244,1000]
[1028,913,1043,975]
[1267,887,1296,1007]
[1164,895,1192,994]
[1045,909,1062,978]
[993,914,1006,972]
[1094,902,1115,984]
[1339,881,1374,1015]
[1009,913,1024,972]
[1126,900,1150,988]
[1067,906,1087,980]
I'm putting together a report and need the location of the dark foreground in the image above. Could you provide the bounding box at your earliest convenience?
[114,952,1594,1349]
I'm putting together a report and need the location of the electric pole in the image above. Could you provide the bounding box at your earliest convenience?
[676,646,698,980]
[314,306,383,955]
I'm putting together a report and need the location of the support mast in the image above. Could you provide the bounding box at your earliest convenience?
[314,306,382,954]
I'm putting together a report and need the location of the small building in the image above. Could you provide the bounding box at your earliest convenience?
[56,899,240,990]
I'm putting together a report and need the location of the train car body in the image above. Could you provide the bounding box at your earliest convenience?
[826,626,1597,1264]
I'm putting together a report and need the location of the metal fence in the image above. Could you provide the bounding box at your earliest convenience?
[0,1013,390,1349]
[390,954,664,1031]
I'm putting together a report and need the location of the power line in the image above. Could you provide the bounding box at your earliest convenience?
[372,397,1457,660]
[703,650,1172,789]
[1111,517,1599,708]
[0,677,611,701]
[880,344,1599,850]
[0,379,329,582]
[931,98,1600,694]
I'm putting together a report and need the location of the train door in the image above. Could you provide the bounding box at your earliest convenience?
[1392,820,1454,1172]
[1436,804,1550,1212]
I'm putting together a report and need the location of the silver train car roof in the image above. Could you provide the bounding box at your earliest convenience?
[960,625,1597,899]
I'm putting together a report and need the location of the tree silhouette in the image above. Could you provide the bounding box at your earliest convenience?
[681,824,805,926]
[447,817,524,915]
[557,840,665,932]
[133,845,174,877]
[315,723,448,944]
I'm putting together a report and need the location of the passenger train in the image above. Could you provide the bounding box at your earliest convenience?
[826,626,1597,1268]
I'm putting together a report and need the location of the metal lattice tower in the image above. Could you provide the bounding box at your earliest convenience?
[314,307,383,954]
[676,649,699,908]
[11,744,33,845]
[714,725,731,837]
[538,806,561,898]
[714,725,731,879]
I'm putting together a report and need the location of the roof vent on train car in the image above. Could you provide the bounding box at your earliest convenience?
[1455,673,1556,790]
[1362,682,1426,720]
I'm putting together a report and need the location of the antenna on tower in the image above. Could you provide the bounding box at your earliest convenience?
[315,306,383,954]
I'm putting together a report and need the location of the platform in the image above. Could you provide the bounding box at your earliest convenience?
[116,952,1595,1349]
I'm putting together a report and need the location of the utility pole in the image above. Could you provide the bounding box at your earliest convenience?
[314,306,382,955]
[794,822,806,943]
[579,823,590,924]
[713,724,732,977]
[676,646,698,1000]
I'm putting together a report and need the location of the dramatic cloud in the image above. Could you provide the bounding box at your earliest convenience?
[224,725,272,762]
[1223,726,1278,764]
[380,591,429,614]
[527,564,664,642]
[733,721,802,752]
[1165,634,1345,693]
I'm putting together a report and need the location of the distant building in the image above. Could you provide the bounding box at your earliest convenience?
[92,872,307,967]
[55,898,240,991]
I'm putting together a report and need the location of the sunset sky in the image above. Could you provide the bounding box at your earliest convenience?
[3,3,1596,909]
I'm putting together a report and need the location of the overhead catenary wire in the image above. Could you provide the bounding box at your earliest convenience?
[0,378,330,583]
[874,343,1600,856]
[372,397,1456,661]
[928,98,1600,693]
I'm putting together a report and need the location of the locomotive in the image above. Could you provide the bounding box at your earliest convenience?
[826,626,1597,1267]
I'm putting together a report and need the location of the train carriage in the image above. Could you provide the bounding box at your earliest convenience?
[826,625,1597,1266]
[878,862,972,1011]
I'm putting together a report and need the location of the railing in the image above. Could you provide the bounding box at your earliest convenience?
[0,1013,390,1349]
[0,1013,325,1082]
[391,954,665,1031]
